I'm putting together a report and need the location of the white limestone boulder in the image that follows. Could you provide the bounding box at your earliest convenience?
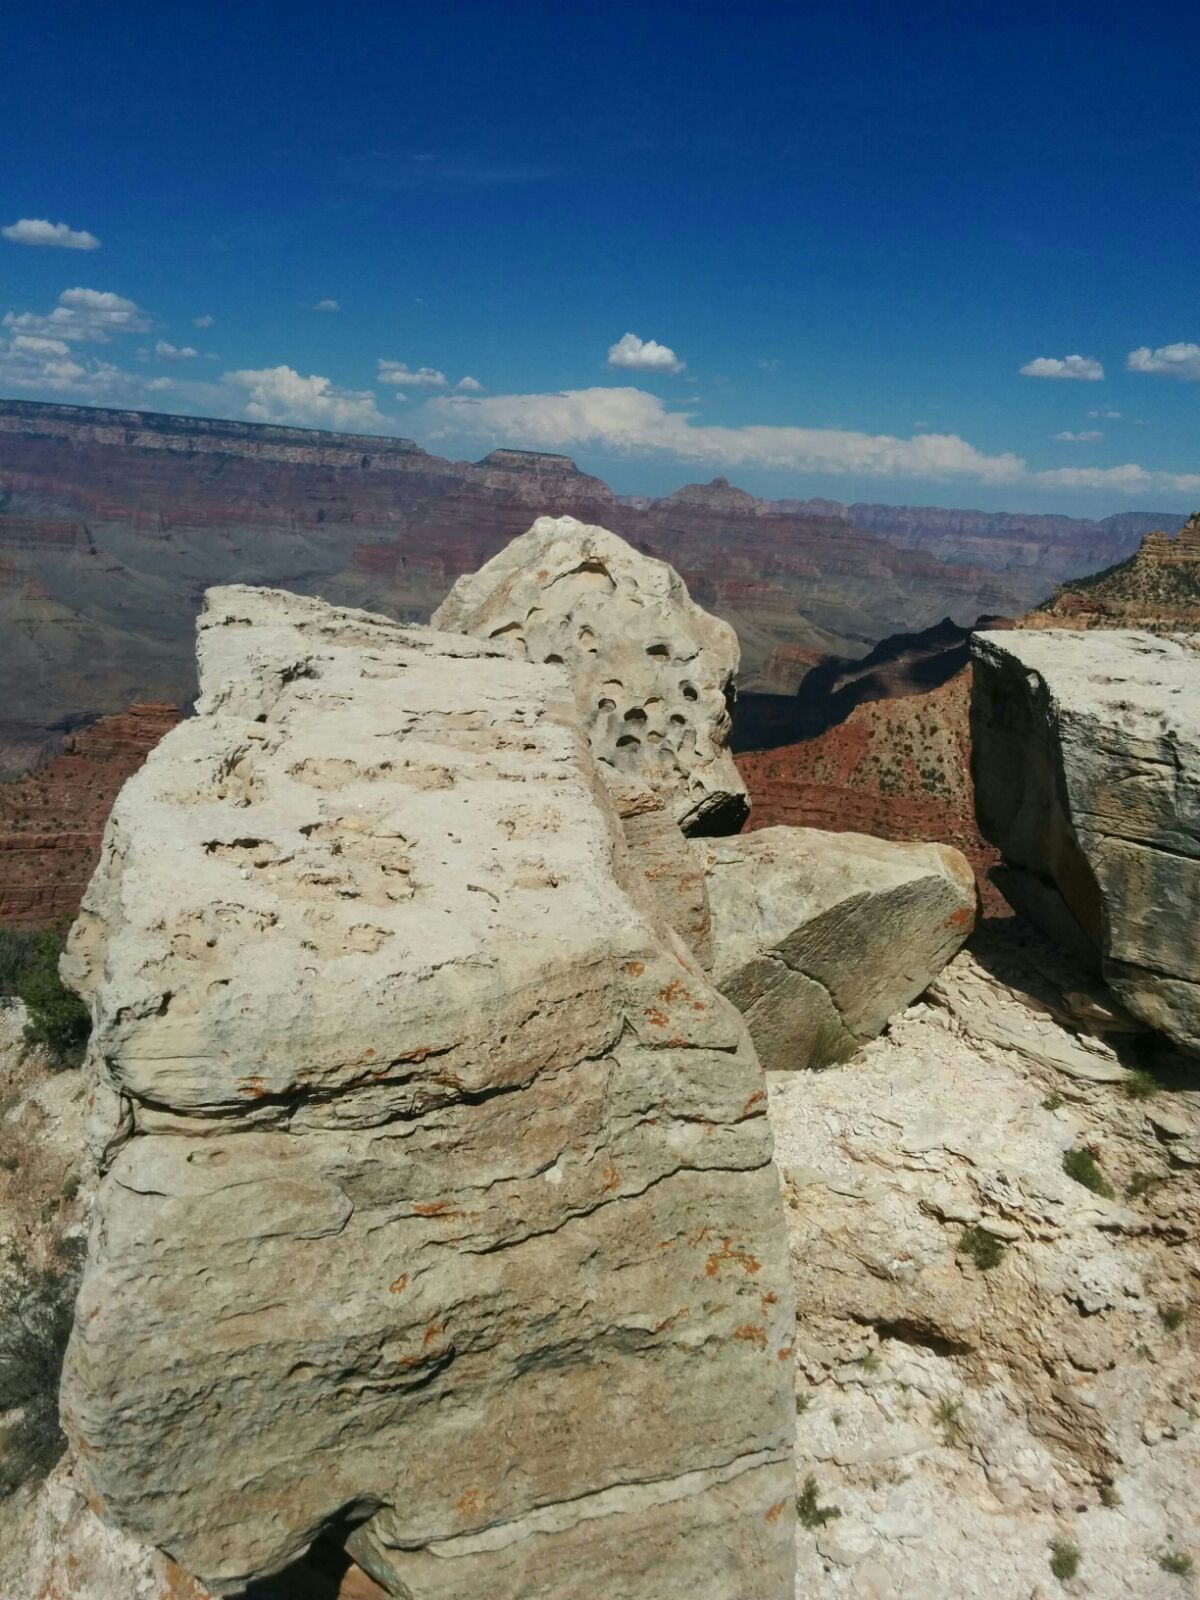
[58,586,795,1599]
[701,826,976,1070]
[432,515,749,835]
[972,629,1200,1055]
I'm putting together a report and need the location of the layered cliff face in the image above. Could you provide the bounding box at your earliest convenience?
[0,398,1124,770]
[0,703,179,924]
[1024,513,1200,632]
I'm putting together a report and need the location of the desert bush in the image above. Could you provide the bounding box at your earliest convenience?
[1062,1147,1114,1199]
[1049,1538,1080,1581]
[0,1237,84,1495]
[959,1224,1005,1271]
[0,924,90,1067]
[796,1474,841,1529]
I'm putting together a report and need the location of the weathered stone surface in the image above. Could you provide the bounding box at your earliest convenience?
[700,826,976,1070]
[58,586,794,1597]
[972,629,1200,1054]
[432,515,749,834]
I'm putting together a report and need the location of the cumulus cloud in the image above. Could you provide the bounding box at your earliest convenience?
[1019,354,1104,381]
[377,360,450,390]
[418,383,1200,498]
[223,365,387,430]
[155,339,198,361]
[2,217,100,250]
[456,375,484,392]
[193,314,215,329]
[314,298,341,312]
[0,337,142,402]
[423,385,1024,483]
[607,332,686,374]
[1052,430,1103,443]
[1126,342,1200,380]
[3,287,150,344]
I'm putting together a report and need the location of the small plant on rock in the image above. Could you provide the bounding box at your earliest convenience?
[1126,1170,1165,1201]
[0,1237,84,1494]
[959,1224,1005,1271]
[935,1396,966,1446]
[1099,1483,1121,1508]
[1159,1550,1194,1577]
[796,1474,841,1530]
[1121,1068,1160,1101]
[1063,1147,1114,1199]
[1042,1092,1066,1111]
[795,1392,812,1414]
[1049,1538,1081,1582]
[1159,1305,1188,1332]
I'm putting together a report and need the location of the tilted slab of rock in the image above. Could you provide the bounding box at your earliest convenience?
[431,514,749,835]
[700,826,976,1070]
[972,629,1200,1055]
[59,586,795,1597]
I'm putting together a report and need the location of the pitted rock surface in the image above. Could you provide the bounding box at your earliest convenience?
[432,515,749,835]
[700,826,976,1070]
[972,629,1200,1055]
[58,586,794,1597]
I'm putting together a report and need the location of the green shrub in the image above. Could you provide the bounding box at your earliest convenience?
[0,1238,84,1495]
[1159,1550,1194,1577]
[1,924,90,1068]
[1049,1538,1080,1582]
[1063,1148,1114,1199]
[959,1224,1005,1271]
[796,1474,841,1529]
[1121,1068,1160,1100]
[935,1396,966,1446]
[1159,1305,1188,1332]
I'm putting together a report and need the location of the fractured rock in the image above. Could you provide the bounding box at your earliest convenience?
[972,628,1200,1055]
[700,826,976,1070]
[432,514,749,834]
[58,586,795,1598]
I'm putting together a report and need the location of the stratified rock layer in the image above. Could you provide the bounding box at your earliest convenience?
[432,515,749,834]
[58,586,794,1598]
[972,629,1200,1054]
[701,827,976,1070]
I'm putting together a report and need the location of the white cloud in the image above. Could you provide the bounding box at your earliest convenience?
[193,314,215,329]
[456,374,484,392]
[377,359,449,390]
[424,385,1024,483]
[314,298,341,312]
[419,382,1200,498]
[146,377,175,391]
[155,339,198,361]
[3,287,150,344]
[223,364,387,430]
[1052,430,1103,443]
[1126,342,1200,380]
[1088,408,1121,419]
[1019,354,1104,381]
[2,217,100,250]
[607,332,685,374]
[757,357,782,372]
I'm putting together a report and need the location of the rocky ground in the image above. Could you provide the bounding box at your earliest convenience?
[774,917,1200,1599]
[3,911,1197,1599]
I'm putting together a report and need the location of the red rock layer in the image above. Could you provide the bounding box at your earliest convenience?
[737,670,1007,916]
[0,703,179,925]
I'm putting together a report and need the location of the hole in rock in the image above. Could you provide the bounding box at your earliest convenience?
[544,653,564,664]
[597,697,616,712]
[680,683,699,701]
[624,707,648,723]
[646,643,670,659]
[616,734,642,749]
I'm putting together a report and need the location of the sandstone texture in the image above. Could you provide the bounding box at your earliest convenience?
[772,917,1200,1600]
[56,586,795,1597]
[700,827,976,1071]
[433,514,750,834]
[972,629,1200,1054]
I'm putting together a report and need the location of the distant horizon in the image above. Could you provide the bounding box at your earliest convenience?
[1,392,1189,527]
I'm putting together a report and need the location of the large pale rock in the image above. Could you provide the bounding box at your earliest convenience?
[432,515,749,834]
[59,586,794,1598]
[701,826,976,1070]
[972,629,1200,1055]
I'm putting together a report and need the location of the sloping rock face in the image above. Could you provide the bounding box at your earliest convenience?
[700,827,976,1070]
[432,515,749,834]
[57,586,795,1598]
[972,629,1200,1055]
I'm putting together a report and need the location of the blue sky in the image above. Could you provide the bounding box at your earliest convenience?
[2,0,1198,514]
